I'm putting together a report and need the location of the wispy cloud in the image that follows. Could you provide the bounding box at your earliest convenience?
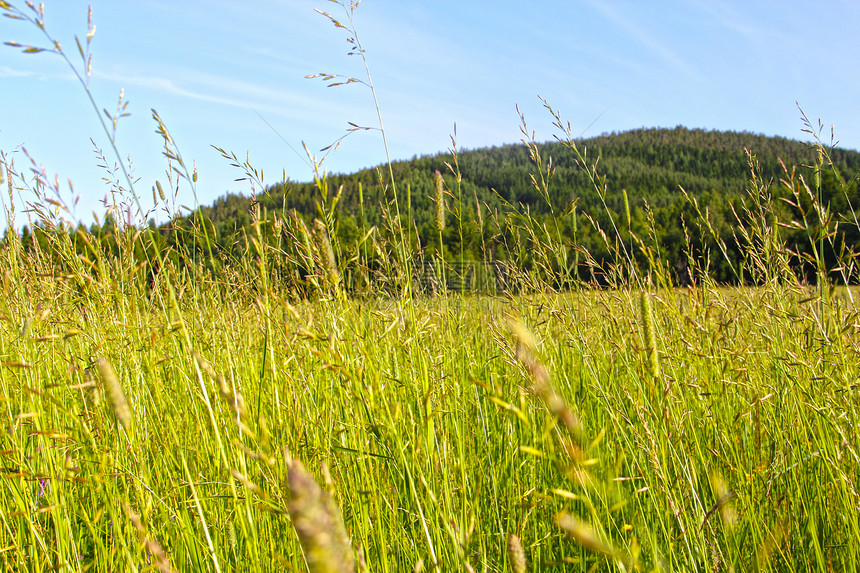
[683,0,784,46]
[583,0,707,84]
[93,66,350,122]
[0,65,36,78]
[88,64,383,161]
[0,65,77,82]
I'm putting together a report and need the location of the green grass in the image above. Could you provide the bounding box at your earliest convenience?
[2,1,860,571]
[1,258,859,570]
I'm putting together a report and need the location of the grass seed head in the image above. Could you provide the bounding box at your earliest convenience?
[639,289,660,380]
[194,352,246,419]
[434,170,446,232]
[83,368,101,408]
[96,357,132,433]
[557,513,617,559]
[226,520,237,554]
[509,318,582,441]
[313,218,341,289]
[287,458,355,573]
[506,533,526,573]
[622,188,631,229]
[708,470,737,529]
[125,502,176,573]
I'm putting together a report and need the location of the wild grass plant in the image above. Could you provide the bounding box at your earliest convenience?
[2,1,860,571]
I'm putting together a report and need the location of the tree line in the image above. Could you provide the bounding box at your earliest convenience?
[8,126,860,290]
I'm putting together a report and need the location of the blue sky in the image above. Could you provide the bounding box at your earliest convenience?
[1,0,859,229]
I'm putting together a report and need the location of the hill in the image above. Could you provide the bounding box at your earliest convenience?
[195,126,860,283]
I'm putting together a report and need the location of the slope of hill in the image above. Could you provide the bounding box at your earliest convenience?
[194,126,859,283]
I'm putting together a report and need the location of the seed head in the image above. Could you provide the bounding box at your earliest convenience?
[287,458,355,573]
[434,170,446,232]
[622,188,631,230]
[96,357,133,433]
[557,513,617,558]
[313,218,341,289]
[506,533,526,573]
[639,289,660,380]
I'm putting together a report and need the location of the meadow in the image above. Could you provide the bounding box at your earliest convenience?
[3,232,860,572]
[2,2,860,571]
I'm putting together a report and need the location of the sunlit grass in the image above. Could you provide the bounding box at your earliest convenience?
[2,1,860,571]
[1,257,859,570]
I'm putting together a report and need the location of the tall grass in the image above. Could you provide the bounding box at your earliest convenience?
[2,2,860,571]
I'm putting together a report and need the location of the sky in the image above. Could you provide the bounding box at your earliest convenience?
[1,0,859,230]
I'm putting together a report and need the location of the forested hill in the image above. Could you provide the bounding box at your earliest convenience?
[197,126,860,281]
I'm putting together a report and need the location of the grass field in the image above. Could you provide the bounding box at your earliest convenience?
[2,1,860,571]
[2,249,859,571]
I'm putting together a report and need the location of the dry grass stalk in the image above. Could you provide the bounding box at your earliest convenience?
[509,319,582,442]
[125,502,177,573]
[506,533,527,573]
[755,523,786,570]
[193,352,246,420]
[4,157,13,206]
[704,471,736,530]
[355,545,367,573]
[83,368,101,409]
[556,513,618,560]
[96,357,132,432]
[286,457,355,573]
[229,469,266,499]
